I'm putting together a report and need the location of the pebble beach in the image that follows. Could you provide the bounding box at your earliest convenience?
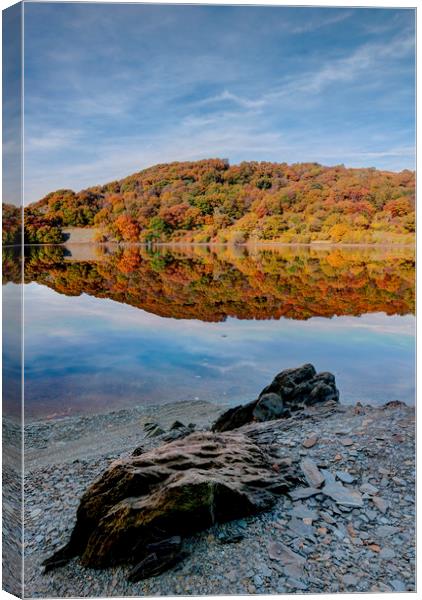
[22,399,415,597]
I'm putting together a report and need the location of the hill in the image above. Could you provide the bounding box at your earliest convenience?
[3,159,416,244]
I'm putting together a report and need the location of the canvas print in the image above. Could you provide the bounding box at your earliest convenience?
[2,2,416,598]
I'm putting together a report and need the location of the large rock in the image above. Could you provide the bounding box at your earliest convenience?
[213,364,339,432]
[44,431,298,571]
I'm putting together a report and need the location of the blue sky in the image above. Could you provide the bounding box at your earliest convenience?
[22,3,415,204]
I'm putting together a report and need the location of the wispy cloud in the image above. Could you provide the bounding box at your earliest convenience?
[288,10,353,34]
[22,4,415,203]
[197,90,266,110]
[25,127,84,151]
[202,32,415,110]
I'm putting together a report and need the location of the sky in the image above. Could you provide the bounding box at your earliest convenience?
[20,3,415,204]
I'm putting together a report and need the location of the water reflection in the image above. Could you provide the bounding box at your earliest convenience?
[2,244,415,418]
[7,243,416,320]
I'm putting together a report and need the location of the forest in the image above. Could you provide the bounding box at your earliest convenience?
[3,245,415,322]
[2,159,416,245]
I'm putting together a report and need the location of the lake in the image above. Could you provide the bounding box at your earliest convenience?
[2,244,415,420]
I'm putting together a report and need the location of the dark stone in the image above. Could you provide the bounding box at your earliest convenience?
[128,536,187,578]
[43,431,299,571]
[162,423,196,442]
[218,531,244,544]
[131,445,144,457]
[383,400,407,409]
[213,364,339,432]
[253,393,291,422]
[212,400,257,433]
[128,538,187,582]
[144,422,165,438]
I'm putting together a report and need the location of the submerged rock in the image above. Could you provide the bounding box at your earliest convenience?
[43,431,298,572]
[213,364,339,432]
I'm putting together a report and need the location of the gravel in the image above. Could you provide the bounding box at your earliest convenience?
[21,400,415,597]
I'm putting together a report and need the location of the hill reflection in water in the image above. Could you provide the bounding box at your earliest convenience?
[13,243,416,320]
[2,244,415,418]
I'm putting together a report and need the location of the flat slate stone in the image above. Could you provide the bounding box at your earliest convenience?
[375,525,400,538]
[322,481,364,508]
[287,517,316,543]
[291,504,319,521]
[268,541,306,579]
[359,483,379,495]
[343,574,359,586]
[372,496,388,513]
[300,458,325,488]
[379,547,396,561]
[390,579,406,591]
[335,471,355,484]
[289,487,320,501]
[302,435,319,448]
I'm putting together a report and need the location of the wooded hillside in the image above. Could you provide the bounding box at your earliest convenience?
[3,159,415,244]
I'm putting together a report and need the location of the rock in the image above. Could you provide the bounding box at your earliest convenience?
[372,496,388,514]
[375,525,400,538]
[319,511,336,525]
[291,504,318,521]
[143,423,165,438]
[253,574,263,587]
[170,421,185,430]
[300,459,325,488]
[342,574,359,586]
[302,435,318,448]
[390,579,406,591]
[287,577,308,590]
[287,517,316,542]
[268,541,306,579]
[131,445,144,457]
[212,401,257,433]
[340,438,354,447]
[359,483,378,495]
[392,476,406,485]
[320,469,336,485]
[162,425,195,442]
[335,471,354,484]
[43,431,298,571]
[259,564,272,578]
[128,537,186,581]
[372,582,393,592]
[218,532,244,544]
[253,393,291,422]
[212,364,339,432]
[383,400,407,408]
[289,487,320,501]
[322,482,363,507]
[379,547,396,560]
[227,570,237,583]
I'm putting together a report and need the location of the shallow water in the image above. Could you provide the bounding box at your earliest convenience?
[3,244,415,419]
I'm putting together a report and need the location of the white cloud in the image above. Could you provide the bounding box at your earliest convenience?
[288,10,353,34]
[25,127,84,152]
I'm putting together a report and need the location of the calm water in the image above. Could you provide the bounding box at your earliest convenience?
[3,244,415,419]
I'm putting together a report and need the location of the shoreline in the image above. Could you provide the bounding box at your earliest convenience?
[23,399,225,471]
[22,399,415,596]
[5,240,415,249]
